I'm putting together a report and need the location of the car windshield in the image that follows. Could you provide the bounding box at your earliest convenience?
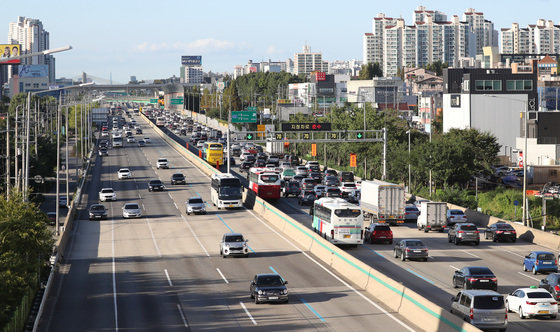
[495,224,513,230]
[374,225,391,231]
[473,296,504,309]
[189,198,203,204]
[173,174,184,179]
[225,235,244,242]
[460,225,477,231]
[101,189,114,193]
[527,292,553,299]
[405,241,425,247]
[257,275,284,286]
[119,169,129,173]
[450,210,464,215]
[125,204,139,209]
[537,253,555,260]
[406,207,418,212]
[150,180,162,185]
[334,209,361,218]
[91,205,105,211]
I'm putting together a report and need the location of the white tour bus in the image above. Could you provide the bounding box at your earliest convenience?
[311,197,364,246]
[210,173,243,209]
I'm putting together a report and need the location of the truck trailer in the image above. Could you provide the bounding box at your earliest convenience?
[360,180,405,225]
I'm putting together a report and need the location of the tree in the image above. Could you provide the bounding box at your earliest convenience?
[358,62,383,80]
[424,60,448,76]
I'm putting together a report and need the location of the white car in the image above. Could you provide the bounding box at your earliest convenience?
[239,152,251,161]
[126,136,136,143]
[144,137,151,143]
[117,168,132,179]
[122,202,142,219]
[99,188,117,201]
[339,182,357,196]
[156,158,169,169]
[506,287,558,319]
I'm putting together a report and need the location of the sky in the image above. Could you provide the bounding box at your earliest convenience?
[1,0,556,83]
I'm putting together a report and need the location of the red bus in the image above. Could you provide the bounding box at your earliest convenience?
[248,168,281,200]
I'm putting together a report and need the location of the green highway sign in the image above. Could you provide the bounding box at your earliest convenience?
[232,111,257,123]
[170,98,184,105]
[149,99,158,104]
[247,106,257,111]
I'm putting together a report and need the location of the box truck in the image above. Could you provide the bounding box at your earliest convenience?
[417,202,447,232]
[360,180,405,225]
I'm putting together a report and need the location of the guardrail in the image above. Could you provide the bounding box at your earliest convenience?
[142,112,481,332]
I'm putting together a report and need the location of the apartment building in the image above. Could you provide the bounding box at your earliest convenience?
[294,45,328,76]
[501,20,560,54]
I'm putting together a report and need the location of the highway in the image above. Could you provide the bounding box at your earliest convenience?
[159,117,560,332]
[37,113,420,331]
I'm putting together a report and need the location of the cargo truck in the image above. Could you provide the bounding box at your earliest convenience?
[417,202,447,232]
[359,180,405,225]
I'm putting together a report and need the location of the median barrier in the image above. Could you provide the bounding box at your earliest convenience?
[145,113,480,332]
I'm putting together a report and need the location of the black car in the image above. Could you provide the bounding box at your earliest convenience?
[309,172,322,184]
[136,128,143,134]
[245,155,256,164]
[250,273,289,304]
[89,204,107,220]
[324,169,338,177]
[323,187,342,198]
[282,181,301,198]
[539,273,560,300]
[453,266,498,291]
[171,173,186,185]
[484,222,517,242]
[148,179,166,192]
[180,129,187,136]
[298,190,316,206]
[323,176,340,187]
[240,161,253,171]
[255,159,266,168]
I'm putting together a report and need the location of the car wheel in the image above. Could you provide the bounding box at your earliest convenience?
[474,241,480,246]
[493,235,497,242]
[523,263,528,272]
[463,282,468,290]
[506,300,511,313]
[393,250,399,258]
[187,212,190,215]
[454,237,460,245]
[448,235,452,243]
[519,306,526,319]
[401,252,406,261]
[452,277,458,288]
[533,266,538,275]
[424,228,429,233]
[250,292,254,299]
[254,296,260,304]
[423,258,428,262]
[512,238,516,242]
[551,315,557,319]
[388,240,393,245]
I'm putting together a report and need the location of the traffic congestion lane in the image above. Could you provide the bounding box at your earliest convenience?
[137,116,421,331]
[273,196,560,331]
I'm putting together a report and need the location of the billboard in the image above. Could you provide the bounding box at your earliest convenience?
[0,44,21,64]
[18,64,48,78]
[181,55,202,66]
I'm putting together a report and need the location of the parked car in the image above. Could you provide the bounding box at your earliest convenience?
[364,223,393,244]
[122,202,142,219]
[219,233,249,258]
[393,239,428,261]
[452,266,498,291]
[89,204,107,220]
[448,223,480,245]
[523,251,558,275]
[156,158,169,169]
[297,190,316,206]
[148,179,166,192]
[539,273,560,301]
[282,181,301,198]
[506,287,558,319]
[484,221,517,242]
[404,205,420,221]
[117,168,132,179]
[171,173,186,185]
[99,188,117,201]
[250,273,289,304]
[450,290,507,331]
[447,209,467,226]
[186,197,206,215]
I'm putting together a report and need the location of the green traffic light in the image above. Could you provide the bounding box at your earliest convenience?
[247,134,253,140]
[357,132,363,139]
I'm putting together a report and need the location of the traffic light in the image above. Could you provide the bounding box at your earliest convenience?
[246,133,254,140]
[356,132,364,139]
[158,95,164,106]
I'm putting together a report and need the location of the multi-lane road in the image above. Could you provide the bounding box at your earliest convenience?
[37,113,420,331]
[160,117,560,332]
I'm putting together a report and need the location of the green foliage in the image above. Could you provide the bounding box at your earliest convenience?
[358,62,383,80]
[424,60,448,76]
[416,187,478,209]
[0,191,53,326]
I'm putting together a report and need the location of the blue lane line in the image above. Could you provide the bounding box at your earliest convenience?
[300,298,326,322]
[216,214,255,253]
[269,266,279,274]
[361,245,388,259]
[406,268,435,285]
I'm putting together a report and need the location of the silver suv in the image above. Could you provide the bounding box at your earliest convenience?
[448,223,480,245]
[450,290,507,331]
[219,233,249,258]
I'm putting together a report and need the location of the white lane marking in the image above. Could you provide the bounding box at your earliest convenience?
[176,304,189,328]
[168,192,173,199]
[111,218,119,331]
[245,209,415,332]
[180,215,210,257]
[138,193,142,200]
[173,202,178,210]
[144,216,162,257]
[499,248,525,258]
[449,265,460,271]
[216,268,229,284]
[461,250,480,258]
[517,272,541,282]
[164,269,173,286]
[239,302,257,325]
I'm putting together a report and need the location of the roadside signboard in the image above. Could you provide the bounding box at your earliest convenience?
[281,123,331,131]
[149,99,158,104]
[350,153,357,168]
[171,98,184,105]
[231,111,257,123]
[311,144,317,156]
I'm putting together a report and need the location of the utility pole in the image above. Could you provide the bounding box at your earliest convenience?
[24,93,31,200]
[15,105,19,192]
[65,104,69,206]
[6,112,10,198]
[382,127,387,181]
[56,94,61,236]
